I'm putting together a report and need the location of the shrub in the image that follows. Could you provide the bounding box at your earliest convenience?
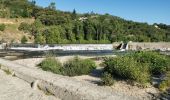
[39,56,96,76]
[62,56,96,76]
[39,56,62,74]
[101,72,115,86]
[18,22,31,33]
[0,24,5,31]
[104,56,150,84]
[21,35,28,44]
[130,51,170,75]
[159,80,170,91]
[159,72,170,91]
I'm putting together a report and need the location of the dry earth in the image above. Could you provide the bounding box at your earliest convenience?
[0,18,34,43]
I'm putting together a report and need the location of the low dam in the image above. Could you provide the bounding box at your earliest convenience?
[128,42,170,51]
[1,42,169,51]
[1,42,170,59]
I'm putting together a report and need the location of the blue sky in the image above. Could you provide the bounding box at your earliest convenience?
[33,0,170,25]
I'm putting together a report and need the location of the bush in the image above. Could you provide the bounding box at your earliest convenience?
[18,22,31,33]
[131,51,170,75]
[0,24,5,31]
[159,72,170,91]
[39,56,62,74]
[62,56,96,76]
[104,51,170,86]
[101,72,115,86]
[39,56,96,76]
[21,35,28,44]
[104,56,150,84]
[159,80,170,91]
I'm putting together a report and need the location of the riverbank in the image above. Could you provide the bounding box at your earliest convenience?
[11,56,159,99]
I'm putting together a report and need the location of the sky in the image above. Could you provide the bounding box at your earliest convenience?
[33,0,170,25]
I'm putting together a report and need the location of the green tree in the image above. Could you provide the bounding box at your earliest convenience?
[31,19,43,35]
[21,35,27,44]
[45,26,61,44]
[34,33,46,44]
[71,9,77,20]
[47,2,56,10]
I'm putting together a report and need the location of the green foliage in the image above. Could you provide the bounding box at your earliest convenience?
[62,56,96,76]
[159,80,170,91]
[0,24,5,31]
[131,51,170,75]
[39,56,96,76]
[34,33,46,44]
[159,72,170,91]
[18,22,31,33]
[45,26,61,44]
[101,72,115,86]
[39,56,62,74]
[31,19,44,35]
[21,35,27,44]
[1,0,170,43]
[104,56,150,84]
[104,51,170,85]
[1,0,34,18]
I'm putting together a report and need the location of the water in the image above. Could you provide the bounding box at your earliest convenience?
[1,49,169,61]
[1,49,118,60]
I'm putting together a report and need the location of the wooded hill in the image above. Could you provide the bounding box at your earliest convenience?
[0,0,170,44]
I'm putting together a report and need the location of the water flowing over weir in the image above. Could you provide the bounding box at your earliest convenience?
[1,42,170,60]
[9,44,114,51]
[0,44,119,60]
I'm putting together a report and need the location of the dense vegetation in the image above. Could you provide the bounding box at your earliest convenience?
[39,56,96,76]
[104,51,170,85]
[1,0,170,43]
[0,24,5,31]
[159,72,170,91]
[39,56,62,74]
[62,56,96,76]
[101,72,115,86]
[21,35,28,44]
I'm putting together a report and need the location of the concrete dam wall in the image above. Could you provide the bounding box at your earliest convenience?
[128,42,170,51]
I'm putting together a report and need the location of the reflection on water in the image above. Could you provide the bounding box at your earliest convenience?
[1,49,169,61]
[1,50,116,60]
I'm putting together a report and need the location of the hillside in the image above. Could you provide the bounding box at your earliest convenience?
[0,18,34,43]
[0,0,170,44]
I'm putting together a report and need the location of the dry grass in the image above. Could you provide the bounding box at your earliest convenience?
[0,18,34,43]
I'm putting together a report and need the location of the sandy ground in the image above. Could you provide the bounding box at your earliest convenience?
[12,56,104,68]
[73,75,159,99]
[0,70,59,100]
[12,56,160,99]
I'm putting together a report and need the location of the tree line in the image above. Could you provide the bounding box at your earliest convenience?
[1,0,170,44]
